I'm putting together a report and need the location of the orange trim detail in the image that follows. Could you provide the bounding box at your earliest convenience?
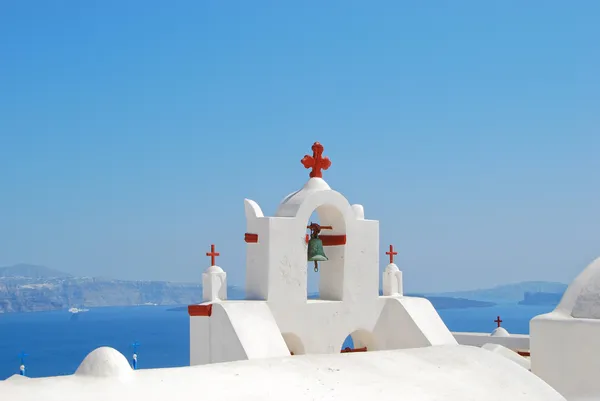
[341,347,367,353]
[188,304,212,317]
[305,234,346,246]
[244,233,259,243]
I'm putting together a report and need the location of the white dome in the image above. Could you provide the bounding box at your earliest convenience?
[491,327,510,337]
[555,257,600,319]
[75,347,132,377]
[385,263,400,273]
[205,265,224,273]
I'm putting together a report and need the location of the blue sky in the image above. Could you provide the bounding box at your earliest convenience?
[1,1,599,293]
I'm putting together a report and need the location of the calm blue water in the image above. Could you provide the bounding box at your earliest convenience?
[0,303,554,380]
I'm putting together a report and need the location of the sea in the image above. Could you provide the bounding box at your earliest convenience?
[0,303,555,380]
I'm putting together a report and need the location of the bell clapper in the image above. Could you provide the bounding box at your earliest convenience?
[314,261,319,272]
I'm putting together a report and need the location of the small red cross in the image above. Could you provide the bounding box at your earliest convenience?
[385,244,398,264]
[301,142,331,178]
[206,244,220,266]
[494,316,502,327]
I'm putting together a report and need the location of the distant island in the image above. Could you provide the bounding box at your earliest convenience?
[430,281,568,304]
[518,291,564,306]
[1,263,567,313]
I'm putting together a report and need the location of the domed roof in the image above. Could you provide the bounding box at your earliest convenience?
[276,178,331,217]
[555,257,600,319]
[5,374,29,381]
[385,263,400,273]
[205,265,224,273]
[75,347,132,377]
[490,327,510,337]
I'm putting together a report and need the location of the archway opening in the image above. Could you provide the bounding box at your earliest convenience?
[281,332,305,356]
[340,330,376,353]
[306,211,321,299]
[305,205,346,301]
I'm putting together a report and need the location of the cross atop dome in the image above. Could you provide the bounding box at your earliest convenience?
[206,244,220,267]
[301,142,331,179]
[386,245,398,264]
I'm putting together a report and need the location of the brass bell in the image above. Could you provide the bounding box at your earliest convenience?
[307,237,328,272]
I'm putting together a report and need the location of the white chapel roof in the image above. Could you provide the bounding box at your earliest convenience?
[0,345,565,401]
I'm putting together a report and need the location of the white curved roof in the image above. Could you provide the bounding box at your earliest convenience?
[0,345,565,401]
[275,177,331,217]
[555,257,600,319]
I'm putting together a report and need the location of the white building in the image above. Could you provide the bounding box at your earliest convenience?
[531,257,600,400]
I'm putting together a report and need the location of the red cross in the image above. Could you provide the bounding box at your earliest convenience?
[385,244,398,264]
[206,244,220,266]
[494,316,502,327]
[301,142,331,178]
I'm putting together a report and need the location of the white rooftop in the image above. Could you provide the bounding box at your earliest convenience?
[0,345,565,401]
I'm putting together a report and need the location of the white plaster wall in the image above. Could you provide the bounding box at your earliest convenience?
[218,302,290,360]
[191,302,290,365]
[189,316,210,366]
[342,218,379,303]
[208,306,248,364]
[317,203,346,301]
[244,199,271,300]
[265,217,309,304]
[202,267,227,302]
[374,297,457,349]
[281,332,304,355]
[531,312,600,401]
[383,264,403,296]
[453,332,530,350]
[0,345,566,401]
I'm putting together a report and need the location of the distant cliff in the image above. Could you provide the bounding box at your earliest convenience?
[518,291,564,306]
[0,264,506,313]
[307,291,494,309]
[0,264,215,313]
[168,294,495,312]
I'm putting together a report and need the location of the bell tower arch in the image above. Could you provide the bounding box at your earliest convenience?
[243,142,379,308]
[301,197,349,301]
